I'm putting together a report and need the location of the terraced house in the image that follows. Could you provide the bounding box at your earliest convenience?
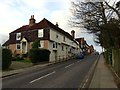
[3,15,81,62]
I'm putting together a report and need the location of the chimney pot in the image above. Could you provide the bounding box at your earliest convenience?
[29,15,36,26]
[71,30,75,38]
[56,22,59,27]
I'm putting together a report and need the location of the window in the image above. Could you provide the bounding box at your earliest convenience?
[53,43,55,48]
[56,43,57,48]
[63,36,65,42]
[16,33,21,40]
[53,42,57,48]
[16,43,21,50]
[56,34,58,38]
[62,46,64,51]
[38,29,43,37]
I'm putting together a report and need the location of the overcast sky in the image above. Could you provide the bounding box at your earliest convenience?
[0,0,103,52]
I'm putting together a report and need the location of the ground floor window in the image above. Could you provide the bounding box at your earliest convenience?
[16,43,21,50]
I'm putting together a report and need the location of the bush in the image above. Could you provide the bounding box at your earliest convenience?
[2,48,12,70]
[28,48,51,63]
[103,49,112,65]
[32,39,40,48]
[12,54,23,61]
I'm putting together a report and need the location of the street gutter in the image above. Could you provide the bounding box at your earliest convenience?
[78,54,100,89]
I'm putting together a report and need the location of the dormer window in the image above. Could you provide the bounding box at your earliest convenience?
[16,33,21,40]
[38,29,43,37]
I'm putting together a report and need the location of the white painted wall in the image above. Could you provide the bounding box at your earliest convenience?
[40,40,44,48]
[48,28,80,62]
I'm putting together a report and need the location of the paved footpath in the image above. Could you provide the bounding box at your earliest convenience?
[89,54,117,88]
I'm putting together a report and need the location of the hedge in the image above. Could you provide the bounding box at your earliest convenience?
[2,48,12,70]
[29,48,51,63]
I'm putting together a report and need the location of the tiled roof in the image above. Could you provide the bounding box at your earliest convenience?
[4,18,77,45]
[10,25,29,33]
[10,18,73,39]
[2,40,10,46]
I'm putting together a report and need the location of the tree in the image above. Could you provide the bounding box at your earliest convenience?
[32,39,40,48]
[70,0,120,49]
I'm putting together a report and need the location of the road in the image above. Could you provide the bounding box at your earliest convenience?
[2,54,98,89]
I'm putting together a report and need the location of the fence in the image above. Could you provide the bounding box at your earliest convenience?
[112,49,120,77]
[53,54,76,63]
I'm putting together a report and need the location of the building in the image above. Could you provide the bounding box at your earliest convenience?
[75,38,94,55]
[3,15,81,62]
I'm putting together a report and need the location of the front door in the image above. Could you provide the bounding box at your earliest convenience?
[22,42,27,54]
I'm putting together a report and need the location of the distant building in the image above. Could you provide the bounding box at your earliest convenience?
[75,38,94,55]
[3,15,81,62]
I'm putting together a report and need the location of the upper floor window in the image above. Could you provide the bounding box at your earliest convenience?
[56,34,58,38]
[62,46,64,51]
[16,33,21,40]
[38,29,43,37]
[63,36,65,42]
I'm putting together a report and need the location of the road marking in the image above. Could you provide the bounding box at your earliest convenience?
[65,63,74,68]
[30,71,56,83]
[82,83,86,88]
[86,78,88,82]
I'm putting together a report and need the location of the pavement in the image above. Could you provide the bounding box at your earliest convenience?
[2,54,118,88]
[89,54,118,88]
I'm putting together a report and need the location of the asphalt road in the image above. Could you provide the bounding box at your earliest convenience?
[2,54,98,89]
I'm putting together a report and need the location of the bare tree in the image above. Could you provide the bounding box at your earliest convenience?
[70,0,120,49]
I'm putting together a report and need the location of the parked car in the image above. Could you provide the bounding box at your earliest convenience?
[95,52,99,55]
[76,53,84,59]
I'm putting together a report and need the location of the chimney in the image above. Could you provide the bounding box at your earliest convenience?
[71,30,75,38]
[56,22,59,27]
[29,15,36,26]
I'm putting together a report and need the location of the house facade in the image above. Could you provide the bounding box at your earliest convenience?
[3,15,81,62]
[75,38,94,55]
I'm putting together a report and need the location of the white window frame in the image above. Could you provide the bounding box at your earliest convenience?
[38,29,43,38]
[16,43,21,50]
[16,33,21,40]
[53,42,57,49]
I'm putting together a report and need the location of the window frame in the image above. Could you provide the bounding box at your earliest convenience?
[38,29,44,38]
[16,33,21,40]
[53,42,57,49]
[16,43,21,50]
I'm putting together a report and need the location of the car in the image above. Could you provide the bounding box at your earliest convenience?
[95,52,99,55]
[76,53,84,59]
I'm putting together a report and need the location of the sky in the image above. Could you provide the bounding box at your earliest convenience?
[0,0,103,52]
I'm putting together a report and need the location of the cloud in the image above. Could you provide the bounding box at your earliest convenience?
[0,0,101,51]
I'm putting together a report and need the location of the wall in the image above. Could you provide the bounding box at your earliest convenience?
[112,49,120,77]
[48,28,80,62]
[9,44,21,54]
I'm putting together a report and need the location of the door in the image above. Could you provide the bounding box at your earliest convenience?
[22,42,27,54]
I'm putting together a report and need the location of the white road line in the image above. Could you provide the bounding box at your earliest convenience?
[82,83,86,88]
[86,78,88,82]
[65,63,74,68]
[30,71,56,83]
